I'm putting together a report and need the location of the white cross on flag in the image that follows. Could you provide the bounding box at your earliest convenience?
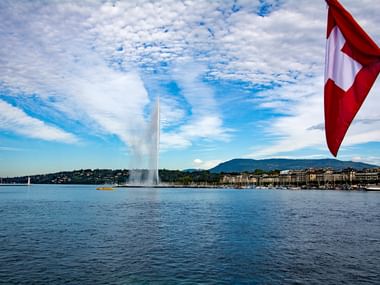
[325,0,380,156]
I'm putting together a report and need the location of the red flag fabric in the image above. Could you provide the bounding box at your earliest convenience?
[324,0,380,156]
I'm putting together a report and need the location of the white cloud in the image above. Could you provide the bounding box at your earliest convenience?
[159,96,186,128]
[0,0,379,157]
[84,0,380,157]
[0,146,28,152]
[0,1,149,148]
[351,156,380,166]
[247,77,380,158]
[81,0,323,85]
[193,158,222,170]
[0,0,234,151]
[2,0,377,88]
[238,0,380,158]
[0,100,77,143]
[160,63,231,149]
[107,0,378,87]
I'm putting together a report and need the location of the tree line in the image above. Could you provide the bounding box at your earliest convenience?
[1,169,222,185]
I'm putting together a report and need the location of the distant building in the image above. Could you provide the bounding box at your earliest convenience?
[221,174,257,185]
[220,167,379,188]
[355,171,378,183]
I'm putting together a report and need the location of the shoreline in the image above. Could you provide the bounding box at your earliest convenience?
[1,183,379,191]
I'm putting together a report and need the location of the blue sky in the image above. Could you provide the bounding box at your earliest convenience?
[1,0,380,176]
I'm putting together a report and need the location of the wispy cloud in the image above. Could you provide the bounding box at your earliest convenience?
[0,1,152,151]
[86,0,328,84]
[0,0,379,161]
[0,100,77,143]
[193,158,222,170]
[247,77,380,158]
[351,155,380,166]
[0,146,28,152]
[161,63,232,149]
[0,0,234,150]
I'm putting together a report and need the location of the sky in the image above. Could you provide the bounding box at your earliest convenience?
[0,0,380,176]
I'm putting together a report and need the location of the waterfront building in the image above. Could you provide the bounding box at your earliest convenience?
[221,174,257,185]
[220,167,379,188]
[258,174,280,186]
[355,171,379,184]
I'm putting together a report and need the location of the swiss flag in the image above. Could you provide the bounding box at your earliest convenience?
[324,0,380,156]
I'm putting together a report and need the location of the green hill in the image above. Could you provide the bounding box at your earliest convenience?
[209,158,377,173]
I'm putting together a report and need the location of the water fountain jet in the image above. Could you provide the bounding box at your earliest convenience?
[127,98,160,186]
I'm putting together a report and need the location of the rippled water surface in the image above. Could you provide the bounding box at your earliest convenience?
[0,185,379,284]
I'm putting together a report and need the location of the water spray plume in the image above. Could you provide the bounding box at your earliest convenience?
[128,98,160,186]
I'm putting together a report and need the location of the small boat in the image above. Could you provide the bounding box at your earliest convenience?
[365,185,380,191]
[96,187,114,191]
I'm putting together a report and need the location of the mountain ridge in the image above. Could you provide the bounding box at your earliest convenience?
[209,158,377,173]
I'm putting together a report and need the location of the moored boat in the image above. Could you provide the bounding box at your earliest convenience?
[96,187,114,191]
[365,186,380,191]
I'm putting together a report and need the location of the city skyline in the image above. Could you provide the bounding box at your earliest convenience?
[1,0,380,176]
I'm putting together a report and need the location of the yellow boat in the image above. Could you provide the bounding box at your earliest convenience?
[96,187,114,191]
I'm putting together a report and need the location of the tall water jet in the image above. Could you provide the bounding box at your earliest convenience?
[147,97,160,185]
[128,98,160,186]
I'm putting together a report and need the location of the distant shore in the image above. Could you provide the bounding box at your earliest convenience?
[1,167,379,191]
[1,182,379,192]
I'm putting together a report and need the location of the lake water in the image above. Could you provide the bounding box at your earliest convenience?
[0,185,379,284]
